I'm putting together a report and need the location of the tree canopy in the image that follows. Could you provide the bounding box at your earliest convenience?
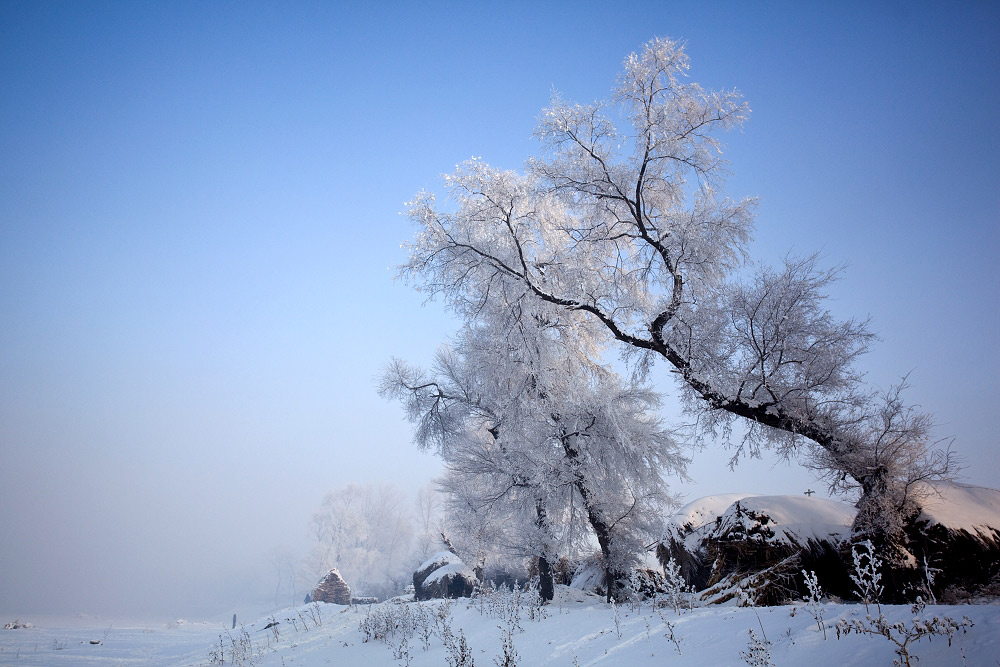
[398,37,955,548]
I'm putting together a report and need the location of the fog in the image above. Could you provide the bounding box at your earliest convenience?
[1,2,997,623]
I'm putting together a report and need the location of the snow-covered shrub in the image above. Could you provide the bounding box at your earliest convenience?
[918,555,938,604]
[802,569,826,639]
[661,556,692,613]
[740,628,773,666]
[736,579,758,608]
[391,632,412,667]
[835,603,974,667]
[611,599,621,638]
[494,624,519,667]
[208,625,257,666]
[662,620,683,655]
[415,604,435,651]
[306,602,323,628]
[432,600,454,637]
[359,597,472,666]
[850,540,883,612]
[471,581,526,632]
[359,603,419,644]
[523,577,548,621]
[443,628,475,667]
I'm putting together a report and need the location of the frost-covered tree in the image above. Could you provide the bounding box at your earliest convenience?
[380,303,687,600]
[400,37,955,547]
[306,484,414,600]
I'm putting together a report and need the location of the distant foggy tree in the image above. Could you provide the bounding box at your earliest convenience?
[381,302,687,600]
[413,483,446,561]
[268,548,299,608]
[306,484,414,600]
[400,37,956,550]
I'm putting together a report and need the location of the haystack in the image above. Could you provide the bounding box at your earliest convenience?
[308,568,352,605]
[659,494,855,604]
[413,551,477,600]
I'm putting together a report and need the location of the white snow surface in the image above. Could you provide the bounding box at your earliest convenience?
[670,493,762,531]
[2,588,997,665]
[417,550,462,572]
[423,561,473,584]
[416,550,475,585]
[713,495,856,546]
[915,481,1000,537]
[568,560,605,593]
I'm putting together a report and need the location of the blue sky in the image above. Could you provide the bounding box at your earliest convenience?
[1,1,997,617]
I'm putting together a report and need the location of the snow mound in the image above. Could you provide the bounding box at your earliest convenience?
[424,562,471,585]
[670,493,762,531]
[666,493,762,553]
[666,493,854,551]
[915,481,1000,539]
[417,551,463,573]
[713,495,855,547]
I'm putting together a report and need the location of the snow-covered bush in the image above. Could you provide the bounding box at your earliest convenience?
[359,603,420,645]
[662,620,683,655]
[523,577,548,621]
[740,628,773,666]
[802,570,826,639]
[835,602,974,667]
[662,557,688,614]
[850,540,883,612]
[443,628,475,667]
[471,581,525,632]
[494,624,519,667]
[208,625,257,666]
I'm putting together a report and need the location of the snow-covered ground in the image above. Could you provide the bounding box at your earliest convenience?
[0,618,224,665]
[3,587,997,666]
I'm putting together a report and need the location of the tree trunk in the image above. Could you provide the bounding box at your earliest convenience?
[535,501,555,601]
[559,432,623,601]
[538,554,554,601]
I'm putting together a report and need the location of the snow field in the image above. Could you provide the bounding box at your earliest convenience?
[0,621,223,665]
[6,586,997,666]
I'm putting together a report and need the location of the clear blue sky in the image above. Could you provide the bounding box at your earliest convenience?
[1,1,997,618]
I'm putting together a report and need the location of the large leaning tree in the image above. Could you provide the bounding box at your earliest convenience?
[400,37,955,553]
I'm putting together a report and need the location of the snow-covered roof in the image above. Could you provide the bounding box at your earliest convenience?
[713,495,855,546]
[423,562,474,584]
[666,493,856,551]
[669,493,762,531]
[915,481,1000,539]
[417,551,462,572]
